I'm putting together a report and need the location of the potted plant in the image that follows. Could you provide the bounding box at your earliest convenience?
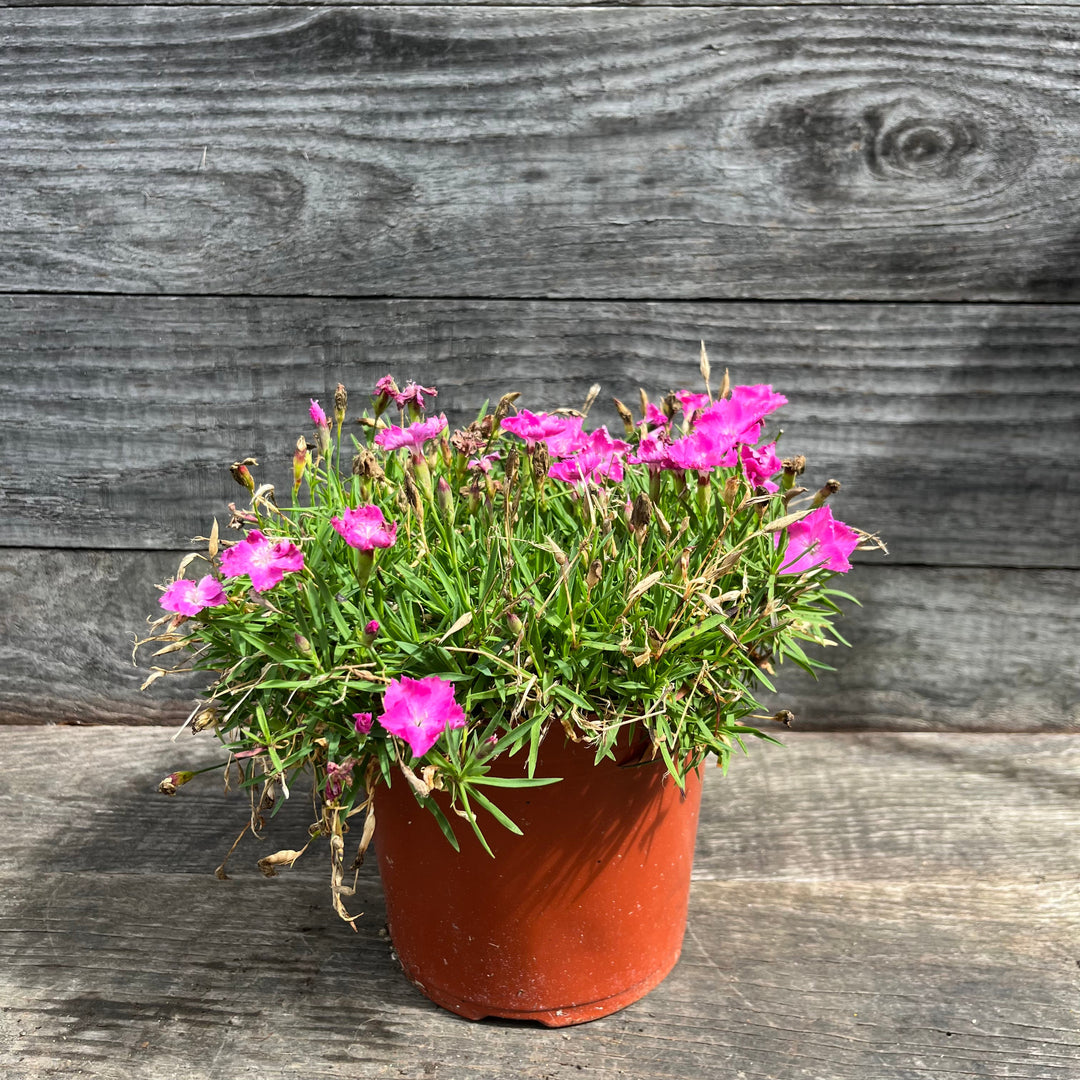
[138,347,883,1026]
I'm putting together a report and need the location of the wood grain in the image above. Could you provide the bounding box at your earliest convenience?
[2,727,1078,883]
[3,7,1080,299]
[0,729,1076,1079]
[3,295,1077,566]
[1,552,1076,731]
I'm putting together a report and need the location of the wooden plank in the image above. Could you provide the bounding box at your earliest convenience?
[3,295,1077,566]
[2,728,1079,883]
[0,729,1076,1078]
[2,550,1077,730]
[3,7,1080,300]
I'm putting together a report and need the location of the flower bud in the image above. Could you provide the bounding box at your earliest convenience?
[781,455,806,491]
[361,620,379,647]
[674,546,691,585]
[293,436,310,498]
[612,397,636,437]
[491,392,521,434]
[230,461,255,494]
[294,632,315,659]
[506,612,524,637]
[723,475,740,508]
[373,375,399,419]
[630,492,653,542]
[811,478,841,508]
[158,771,195,796]
[334,383,348,430]
[353,712,374,735]
[436,476,454,522]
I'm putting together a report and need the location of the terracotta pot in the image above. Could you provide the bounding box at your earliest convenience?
[373,732,704,1026]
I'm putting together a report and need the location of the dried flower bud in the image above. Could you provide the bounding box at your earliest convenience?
[723,475,741,508]
[492,392,521,433]
[351,445,385,482]
[812,479,842,508]
[192,707,218,733]
[719,367,730,400]
[581,383,601,418]
[699,341,711,395]
[781,455,806,491]
[230,461,256,494]
[661,391,678,420]
[771,709,795,727]
[585,559,603,590]
[158,770,195,796]
[531,442,550,490]
[638,387,650,422]
[504,448,520,490]
[403,465,424,520]
[334,383,348,428]
[674,546,691,585]
[630,492,653,540]
[613,397,636,437]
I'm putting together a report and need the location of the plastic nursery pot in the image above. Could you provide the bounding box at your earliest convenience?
[373,731,704,1027]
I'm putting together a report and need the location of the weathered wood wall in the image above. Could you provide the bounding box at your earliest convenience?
[0,5,1077,731]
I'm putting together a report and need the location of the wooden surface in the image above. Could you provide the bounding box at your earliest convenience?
[3,550,1077,731]
[2,296,1077,566]
[1,727,1077,1079]
[4,7,1080,301]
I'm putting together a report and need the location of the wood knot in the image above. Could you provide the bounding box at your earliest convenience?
[864,101,979,181]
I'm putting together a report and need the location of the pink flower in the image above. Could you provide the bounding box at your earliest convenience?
[547,428,630,487]
[310,399,329,429]
[373,375,400,414]
[398,382,438,411]
[675,390,711,422]
[374,414,448,453]
[629,430,673,472]
[664,424,736,474]
[539,416,588,459]
[159,575,228,616]
[364,619,380,636]
[377,675,467,759]
[467,451,501,474]
[777,506,860,575]
[740,441,783,491]
[219,530,305,592]
[694,385,788,449]
[330,505,398,552]
[638,403,671,429]
[353,712,374,735]
[501,409,572,447]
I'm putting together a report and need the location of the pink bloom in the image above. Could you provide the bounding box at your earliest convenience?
[159,575,228,617]
[629,430,673,472]
[539,416,588,459]
[777,506,860,575]
[373,375,400,413]
[374,414,448,453]
[219,530,304,592]
[694,385,788,450]
[324,758,357,801]
[547,428,630,487]
[364,619,380,636]
[378,675,467,759]
[741,441,783,491]
[638,403,671,429]
[467,451,501,474]
[665,425,736,474]
[397,382,438,411]
[353,712,374,735]
[310,399,329,429]
[501,409,571,447]
[675,390,711,422]
[330,505,398,552]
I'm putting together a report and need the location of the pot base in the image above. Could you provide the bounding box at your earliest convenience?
[401,951,681,1027]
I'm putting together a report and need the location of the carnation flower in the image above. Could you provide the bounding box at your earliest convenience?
[664,425,735,474]
[377,675,467,759]
[740,442,783,491]
[467,452,501,474]
[397,382,438,412]
[547,427,629,487]
[375,414,448,454]
[330,505,398,552]
[353,712,374,735]
[777,506,860,575]
[538,416,587,459]
[159,575,228,616]
[501,410,572,447]
[219,531,305,592]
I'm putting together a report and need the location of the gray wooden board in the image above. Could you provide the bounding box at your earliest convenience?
[2,727,1079,883]
[3,295,1077,566]
[2,550,1078,730]
[5,7,1080,300]
[0,728,1077,1079]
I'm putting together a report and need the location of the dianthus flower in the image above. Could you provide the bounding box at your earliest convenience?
[501,409,572,447]
[467,451,501,474]
[219,530,304,592]
[538,416,588,459]
[377,675,467,759]
[159,575,228,616]
[397,382,438,412]
[547,427,629,487]
[675,390,711,422]
[664,424,736,474]
[694,385,788,448]
[375,414,448,454]
[777,506,860,575]
[638,403,671,430]
[330,504,398,552]
[740,441,783,491]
